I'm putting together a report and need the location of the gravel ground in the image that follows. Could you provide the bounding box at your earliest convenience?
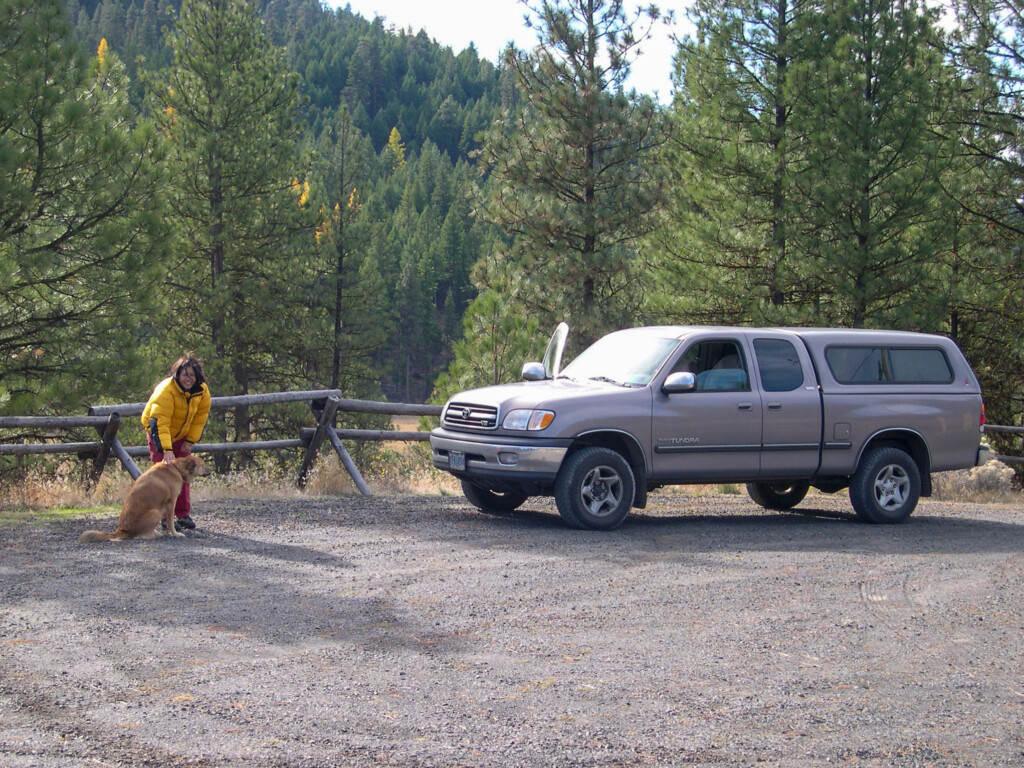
[1,490,1023,768]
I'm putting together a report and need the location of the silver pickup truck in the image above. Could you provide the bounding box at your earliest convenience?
[431,324,990,530]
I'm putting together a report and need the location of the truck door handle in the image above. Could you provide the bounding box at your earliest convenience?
[767,402,782,410]
[738,402,752,411]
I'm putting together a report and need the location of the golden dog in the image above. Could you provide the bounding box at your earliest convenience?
[79,456,212,543]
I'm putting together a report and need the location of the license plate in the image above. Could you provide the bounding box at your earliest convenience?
[448,451,466,471]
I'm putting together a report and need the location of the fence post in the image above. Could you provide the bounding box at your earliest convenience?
[112,438,142,480]
[325,425,372,496]
[298,396,340,488]
[88,413,121,488]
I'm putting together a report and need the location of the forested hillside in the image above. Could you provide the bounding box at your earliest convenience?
[68,0,504,154]
[2,0,1022,477]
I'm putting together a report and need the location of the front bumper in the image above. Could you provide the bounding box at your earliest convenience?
[430,428,570,482]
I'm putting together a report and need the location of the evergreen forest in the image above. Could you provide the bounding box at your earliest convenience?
[2,0,1023,473]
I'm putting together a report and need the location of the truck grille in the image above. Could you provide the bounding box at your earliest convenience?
[443,402,499,430]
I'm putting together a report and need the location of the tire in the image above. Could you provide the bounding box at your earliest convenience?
[554,447,635,531]
[460,481,528,514]
[849,447,921,524]
[746,481,810,511]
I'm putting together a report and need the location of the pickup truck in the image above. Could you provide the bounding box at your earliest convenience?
[430,324,990,530]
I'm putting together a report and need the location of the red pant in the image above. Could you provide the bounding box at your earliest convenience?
[146,435,191,518]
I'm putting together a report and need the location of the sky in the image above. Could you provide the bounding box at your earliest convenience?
[330,0,693,100]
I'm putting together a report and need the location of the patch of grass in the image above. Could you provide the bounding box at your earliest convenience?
[3,446,1018,514]
[0,504,116,526]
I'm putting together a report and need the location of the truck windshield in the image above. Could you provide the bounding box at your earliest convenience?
[560,334,680,387]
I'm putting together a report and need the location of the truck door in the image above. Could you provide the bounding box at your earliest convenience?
[750,335,822,478]
[651,337,762,481]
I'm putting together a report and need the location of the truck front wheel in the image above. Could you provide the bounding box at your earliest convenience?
[849,447,921,524]
[460,481,528,514]
[746,481,810,511]
[554,447,635,530]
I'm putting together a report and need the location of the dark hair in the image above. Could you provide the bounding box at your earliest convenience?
[170,353,207,393]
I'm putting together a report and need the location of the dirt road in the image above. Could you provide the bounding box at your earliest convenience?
[2,492,1023,767]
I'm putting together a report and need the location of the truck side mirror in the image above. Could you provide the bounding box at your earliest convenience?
[522,362,546,381]
[662,371,696,394]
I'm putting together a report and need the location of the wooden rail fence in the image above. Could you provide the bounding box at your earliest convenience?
[984,424,1024,465]
[0,390,442,495]
[1,393,1021,491]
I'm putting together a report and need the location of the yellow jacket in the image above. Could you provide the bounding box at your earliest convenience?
[140,377,211,452]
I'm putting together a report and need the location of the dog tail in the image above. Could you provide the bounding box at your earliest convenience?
[78,529,126,543]
[79,494,141,543]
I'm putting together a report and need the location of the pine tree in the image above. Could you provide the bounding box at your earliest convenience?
[309,105,385,395]
[658,0,953,330]
[475,0,668,348]
[146,0,309,456]
[654,0,817,325]
[385,125,407,170]
[791,0,950,328]
[0,2,168,413]
[345,32,382,119]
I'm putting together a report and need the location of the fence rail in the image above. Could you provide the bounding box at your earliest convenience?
[2,396,1022,484]
[983,424,1024,465]
[985,424,1024,435]
[0,390,442,495]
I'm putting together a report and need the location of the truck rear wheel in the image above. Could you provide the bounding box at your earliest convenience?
[460,481,528,514]
[746,481,810,511]
[554,447,635,530]
[849,447,921,524]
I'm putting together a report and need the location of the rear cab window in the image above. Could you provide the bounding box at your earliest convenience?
[825,346,954,384]
[753,338,805,392]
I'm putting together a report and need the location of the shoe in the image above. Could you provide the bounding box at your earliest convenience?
[160,517,193,532]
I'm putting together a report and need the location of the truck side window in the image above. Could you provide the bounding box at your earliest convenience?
[826,347,888,383]
[888,348,954,383]
[674,341,749,391]
[753,339,804,392]
[825,346,954,384]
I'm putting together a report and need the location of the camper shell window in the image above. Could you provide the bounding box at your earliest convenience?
[825,346,954,385]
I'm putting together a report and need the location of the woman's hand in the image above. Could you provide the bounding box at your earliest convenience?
[162,453,175,464]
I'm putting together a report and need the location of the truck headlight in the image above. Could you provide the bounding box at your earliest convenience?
[502,409,555,431]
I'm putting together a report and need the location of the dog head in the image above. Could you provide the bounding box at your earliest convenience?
[173,455,212,481]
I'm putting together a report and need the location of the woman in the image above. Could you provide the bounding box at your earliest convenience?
[140,353,212,530]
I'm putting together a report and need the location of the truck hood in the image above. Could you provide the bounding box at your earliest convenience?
[440,323,653,437]
[446,378,628,412]
[442,377,652,439]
